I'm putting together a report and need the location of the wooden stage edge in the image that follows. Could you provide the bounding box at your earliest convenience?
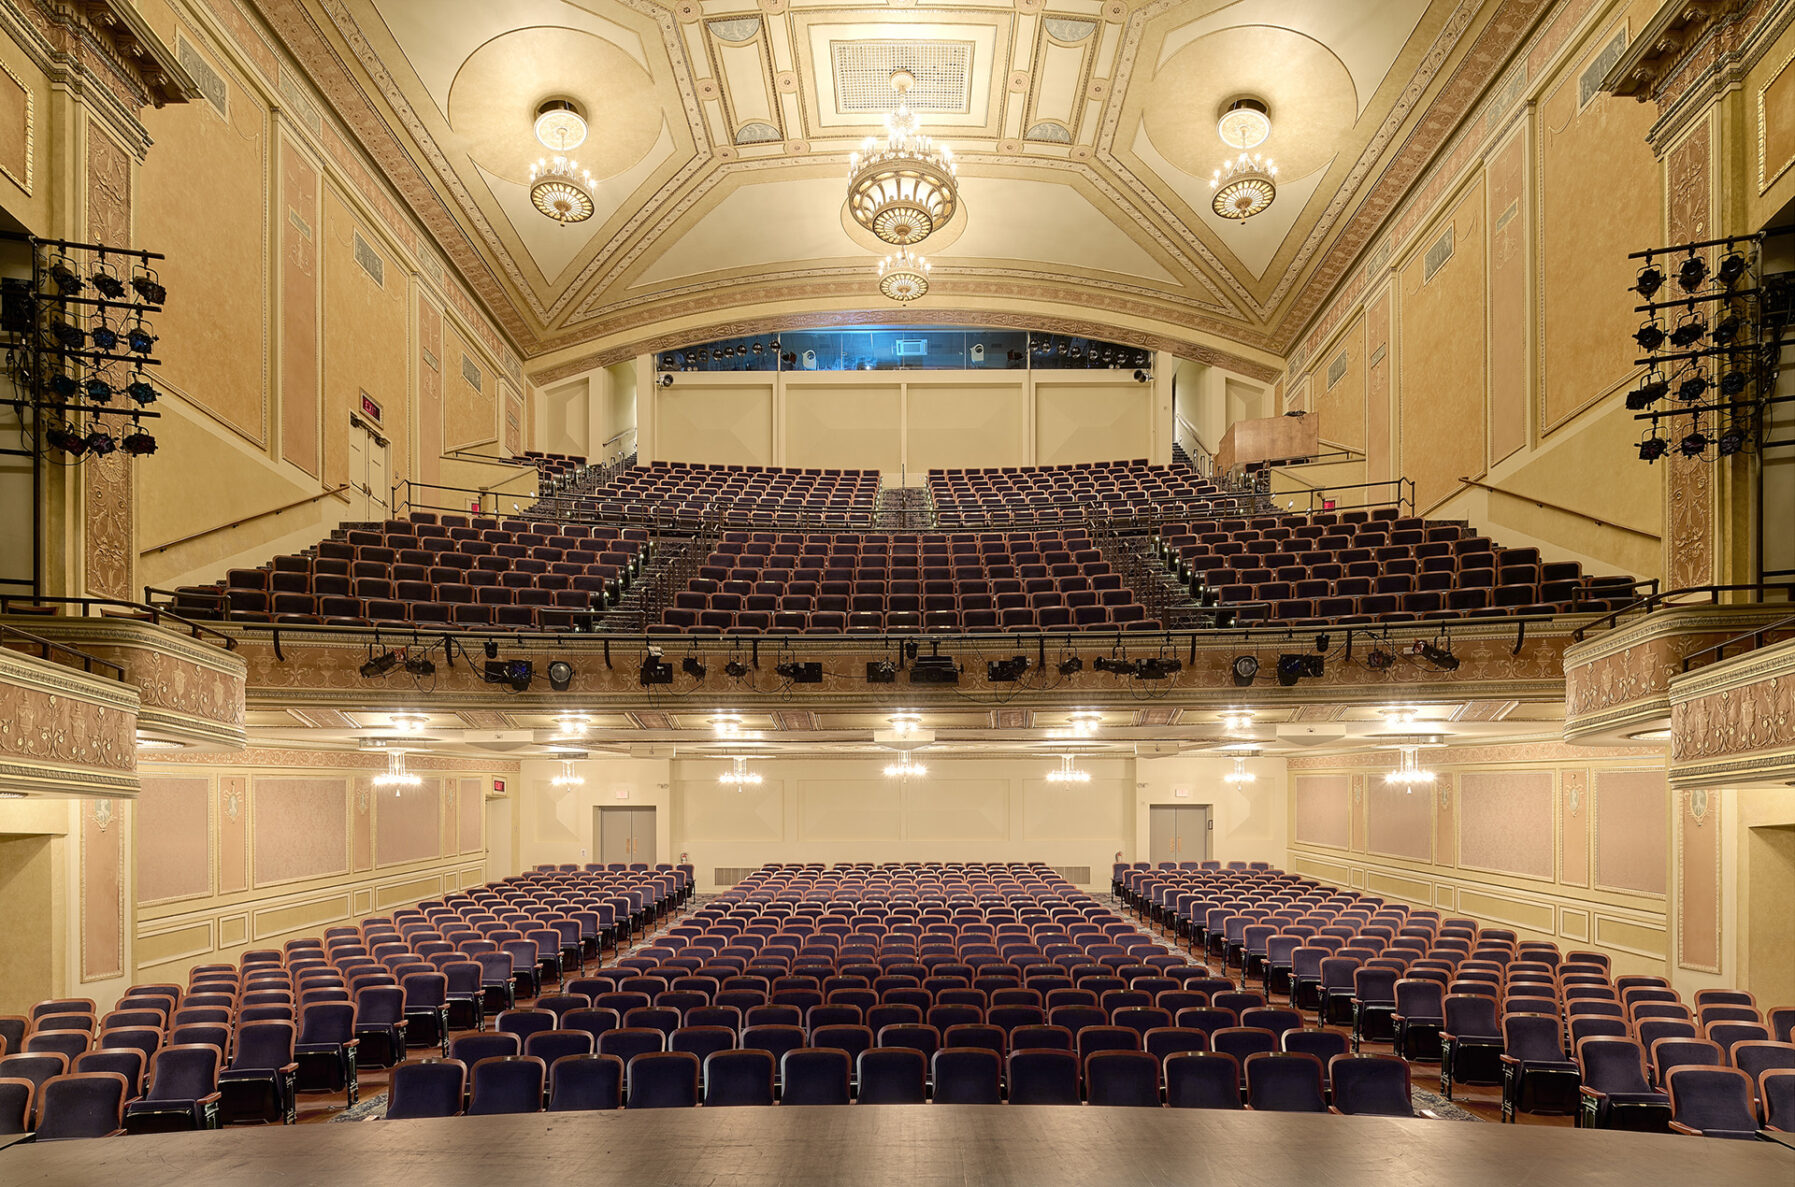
[3,1106,1791,1187]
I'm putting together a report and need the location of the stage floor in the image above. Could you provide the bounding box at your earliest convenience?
[4,1106,1790,1187]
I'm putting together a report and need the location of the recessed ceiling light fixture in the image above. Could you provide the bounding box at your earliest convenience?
[389,712,428,735]
[1067,710,1103,737]
[889,712,923,737]
[1220,710,1254,733]
[1379,706,1420,727]
[554,714,591,739]
[534,98,587,152]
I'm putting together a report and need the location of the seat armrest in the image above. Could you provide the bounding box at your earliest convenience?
[1667,1121,1701,1136]
[342,1038,360,1050]
[197,1092,221,1106]
[1499,1054,1520,1068]
[279,1062,299,1075]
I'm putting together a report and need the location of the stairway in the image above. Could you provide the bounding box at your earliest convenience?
[1108,532,1213,629]
[875,485,932,530]
[598,537,695,631]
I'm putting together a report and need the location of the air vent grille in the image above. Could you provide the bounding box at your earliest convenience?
[713,866,758,887]
[833,41,972,113]
[1049,865,1092,886]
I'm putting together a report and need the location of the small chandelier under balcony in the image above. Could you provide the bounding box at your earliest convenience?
[1385,745,1436,790]
[373,749,421,792]
[529,155,596,225]
[877,249,931,302]
[719,756,762,788]
[1223,755,1256,785]
[550,759,585,788]
[1046,754,1091,784]
[847,70,960,246]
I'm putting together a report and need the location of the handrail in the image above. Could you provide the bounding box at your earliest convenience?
[2,595,239,649]
[443,450,540,471]
[1680,610,1795,671]
[1571,582,1795,641]
[0,622,127,679]
[602,426,638,448]
[1456,476,1659,542]
[140,485,352,554]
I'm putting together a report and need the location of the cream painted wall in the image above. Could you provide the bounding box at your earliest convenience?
[516,756,674,874]
[637,368,1170,479]
[1134,755,1289,868]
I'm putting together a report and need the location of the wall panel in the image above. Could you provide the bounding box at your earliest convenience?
[1366,779,1432,862]
[1399,179,1487,510]
[905,383,1029,472]
[1594,768,1668,895]
[1293,775,1350,849]
[1035,382,1151,464]
[657,383,774,465]
[783,384,901,472]
[136,776,212,903]
[1458,770,1554,879]
[377,777,443,867]
[253,777,348,886]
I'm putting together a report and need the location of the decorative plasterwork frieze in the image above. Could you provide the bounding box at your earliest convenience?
[1666,635,1795,787]
[0,644,141,796]
[1599,0,1743,101]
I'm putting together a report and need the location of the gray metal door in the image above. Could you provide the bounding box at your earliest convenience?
[1183,804,1212,863]
[597,807,633,864]
[1149,805,1180,865]
[628,807,657,865]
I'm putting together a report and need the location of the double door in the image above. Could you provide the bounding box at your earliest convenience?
[1148,804,1211,864]
[595,806,657,865]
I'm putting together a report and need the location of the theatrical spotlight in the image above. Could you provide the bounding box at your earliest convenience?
[1676,373,1709,403]
[121,430,157,456]
[1633,262,1665,299]
[1231,655,1259,687]
[1058,655,1084,676]
[1276,653,1324,687]
[1668,313,1707,348]
[1413,640,1460,671]
[682,655,707,680]
[1093,656,1138,678]
[1137,656,1182,680]
[1720,369,1750,396]
[866,659,898,683]
[83,430,117,457]
[44,424,87,456]
[403,651,436,679]
[1679,430,1710,457]
[484,640,499,660]
[360,649,399,678]
[640,654,673,686]
[1626,374,1669,409]
[1638,436,1669,463]
[1365,646,1396,671]
[1717,426,1746,457]
[1712,314,1743,345]
[987,655,1032,683]
[723,658,750,680]
[1677,253,1709,292]
[484,659,534,692]
[1717,252,1749,287]
[1633,322,1666,351]
[775,660,823,684]
[548,660,575,691]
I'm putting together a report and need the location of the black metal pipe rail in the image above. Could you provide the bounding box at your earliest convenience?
[1,595,239,649]
[1680,610,1795,672]
[0,623,127,679]
[1570,583,1794,642]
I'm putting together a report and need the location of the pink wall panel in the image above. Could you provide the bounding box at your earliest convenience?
[1434,775,1456,867]
[459,777,484,854]
[1293,775,1351,849]
[1458,770,1555,879]
[81,801,124,981]
[219,775,248,894]
[1594,769,1667,895]
[1560,769,1589,887]
[253,777,348,886]
[443,780,459,855]
[136,776,212,902]
[1367,779,1433,861]
[1678,789,1721,973]
[377,776,442,867]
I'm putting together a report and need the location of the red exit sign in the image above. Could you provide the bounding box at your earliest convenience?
[360,392,382,421]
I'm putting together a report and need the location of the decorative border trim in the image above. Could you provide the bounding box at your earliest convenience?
[0,51,34,194]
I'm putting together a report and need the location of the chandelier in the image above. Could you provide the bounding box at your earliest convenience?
[550,759,584,788]
[1385,746,1435,790]
[847,70,960,246]
[1223,755,1256,785]
[529,155,596,225]
[877,249,931,302]
[719,756,762,788]
[1210,96,1276,221]
[373,749,421,791]
[884,758,928,779]
[1046,754,1091,784]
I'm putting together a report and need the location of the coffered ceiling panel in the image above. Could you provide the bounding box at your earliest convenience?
[257,0,1543,369]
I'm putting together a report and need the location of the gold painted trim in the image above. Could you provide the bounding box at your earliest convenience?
[1757,39,1795,194]
[0,53,33,196]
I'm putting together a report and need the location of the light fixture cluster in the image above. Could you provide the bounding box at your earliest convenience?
[849,71,958,302]
[554,714,591,740]
[719,756,762,788]
[1385,745,1435,790]
[1220,709,1254,733]
[528,100,595,225]
[373,749,421,791]
[1223,755,1256,785]
[550,759,584,788]
[1210,98,1277,221]
[1067,710,1102,737]
[884,759,928,779]
[1045,754,1091,784]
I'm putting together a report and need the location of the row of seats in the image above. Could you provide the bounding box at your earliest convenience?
[929,460,1224,526]
[1153,509,1642,624]
[560,462,882,527]
[655,530,1159,632]
[170,513,649,628]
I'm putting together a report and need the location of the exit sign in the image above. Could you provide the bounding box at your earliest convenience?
[360,392,382,421]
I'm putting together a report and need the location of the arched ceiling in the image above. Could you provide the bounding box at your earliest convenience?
[255,0,1547,374]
